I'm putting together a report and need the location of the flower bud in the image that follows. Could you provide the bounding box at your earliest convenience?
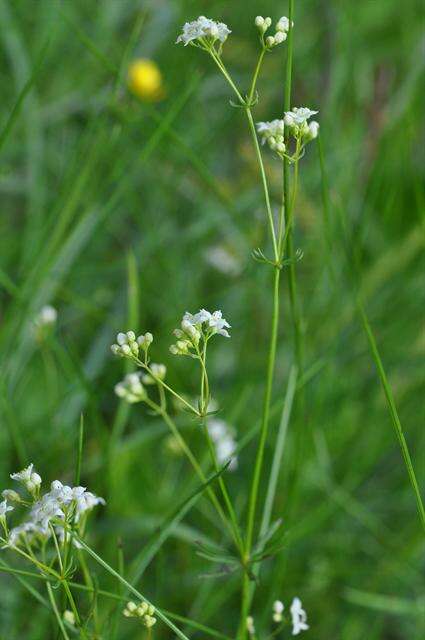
[121,344,131,356]
[255,16,265,28]
[264,17,272,28]
[266,36,275,47]
[126,330,136,342]
[117,332,127,345]
[274,31,287,44]
[1,489,21,503]
[111,344,121,355]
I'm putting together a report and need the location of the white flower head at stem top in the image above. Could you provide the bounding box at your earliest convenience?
[284,107,318,126]
[171,308,231,356]
[290,597,309,635]
[123,601,157,628]
[273,599,284,622]
[176,16,231,47]
[256,119,285,154]
[10,464,42,495]
[115,373,147,403]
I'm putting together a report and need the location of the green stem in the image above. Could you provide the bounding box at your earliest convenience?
[144,397,240,550]
[75,537,190,640]
[47,582,71,640]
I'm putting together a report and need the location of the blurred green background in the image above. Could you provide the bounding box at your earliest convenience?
[0,0,424,638]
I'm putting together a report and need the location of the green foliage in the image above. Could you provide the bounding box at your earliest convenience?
[0,0,423,638]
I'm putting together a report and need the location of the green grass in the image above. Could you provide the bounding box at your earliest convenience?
[0,0,424,638]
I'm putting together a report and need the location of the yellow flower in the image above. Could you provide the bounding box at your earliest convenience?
[128,59,164,101]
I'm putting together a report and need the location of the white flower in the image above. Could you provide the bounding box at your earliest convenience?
[0,500,13,518]
[273,599,284,622]
[246,615,255,635]
[142,363,167,384]
[284,107,318,127]
[207,418,238,471]
[276,16,294,33]
[115,372,147,403]
[256,119,285,145]
[6,522,47,548]
[176,16,231,46]
[1,489,21,503]
[307,121,320,140]
[10,464,42,494]
[184,309,231,337]
[137,332,153,348]
[290,597,309,635]
[34,305,57,328]
[63,610,76,626]
[208,310,231,337]
[111,330,141,358]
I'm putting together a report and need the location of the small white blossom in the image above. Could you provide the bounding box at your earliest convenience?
[1,489,21,503]
[111,330,140,358]
[137,332,153,348]
[123,601,157,627]
[256,119,285,146]
[10,464,42,495]
[115,373,147,403]
[207,310,231,337]
[307,121,320,140]
[34,305,57,329]
[171,309,231,354]
[6,522,47,548]
[63,610,76,626]
[290,597,309,635]
[176,16,231,46]
[207,418,238,471]
[276,17,294,33]
[0,500,13,519]
[142,363,167,385]
[273,599,284,622]
[284,107,318,127]
[246,615,255,636]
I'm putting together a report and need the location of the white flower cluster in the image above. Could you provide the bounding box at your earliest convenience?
[111,331,153,359]
[207,418,238,471]
[256,119,285,154]
[170,309,230,356]
[123,601,157,628]
[257,109,319,158]
[1,467,105,549]
[255,15,293,48]
[284,107,319,141]
[115,373,147,403]
[176,16,231,47]
[10,463,42,496]
[270,597,308,635]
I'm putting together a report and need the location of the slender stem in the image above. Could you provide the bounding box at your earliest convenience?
[47,582,71,640]
[248,48,265,103]
[135,358,199,416]
[239,268,281,638]
[75,537,190,640]
[144,397,241,551]
[208,50,278,260]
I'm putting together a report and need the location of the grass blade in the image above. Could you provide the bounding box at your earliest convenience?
[357,297,425,531]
